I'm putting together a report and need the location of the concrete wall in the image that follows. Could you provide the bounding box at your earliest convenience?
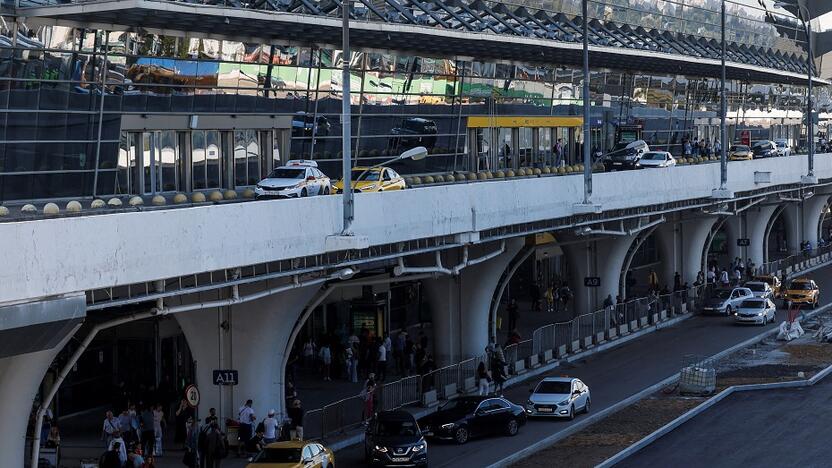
[3,155,831,307]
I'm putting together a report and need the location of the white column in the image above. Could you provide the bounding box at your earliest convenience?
[563,234,637,311]
[780,204,802,255]
[0,332,76,467]
[746,204,779,266]
[802,195,831,249]
[680,216,720,283]
[175,284,321,424]
[654,222,678,291]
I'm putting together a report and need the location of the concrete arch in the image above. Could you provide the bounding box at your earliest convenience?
[701,216,729,274]
[488,243,536,340]
[761,204,786,264]
[803,194,832,249]
[619,225,660,299]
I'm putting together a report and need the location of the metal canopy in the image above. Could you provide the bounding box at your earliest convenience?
[17,0,823,85]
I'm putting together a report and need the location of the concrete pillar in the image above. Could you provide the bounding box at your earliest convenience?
[724,216,742,263]
[175,283,320,424]
[746,204,780,267]
[654,222,678,291]
[563,233,636,312]
[0,332,76,468]
[422,239,523,366]
[780,204,801,256]
[680,216,720,283]
[802,195,831,249]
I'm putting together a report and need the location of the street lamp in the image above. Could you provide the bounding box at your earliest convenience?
[341,0,354,235]
[351,146,428,184]
[774,0,815,182]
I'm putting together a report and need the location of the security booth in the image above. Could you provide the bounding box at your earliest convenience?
[466,116,583,171]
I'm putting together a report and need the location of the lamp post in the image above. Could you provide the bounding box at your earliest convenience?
[720,0,728,191]
[352,146,428,183]
[341,0,354,235]
[582,0,592,204]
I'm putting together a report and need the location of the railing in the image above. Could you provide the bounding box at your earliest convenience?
[757,244,832,277]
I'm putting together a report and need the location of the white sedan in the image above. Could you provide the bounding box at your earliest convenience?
[744,281,773,300]
[254,160,331,199]
[525,377,590,419]
[636,151,676,168]
[733,298,777,325]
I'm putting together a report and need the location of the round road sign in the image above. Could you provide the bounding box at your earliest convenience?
[185,384,200,408]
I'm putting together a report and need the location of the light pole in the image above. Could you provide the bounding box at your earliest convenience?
[341,0,354,235]
[775,0,815,182]
[582,0,592,204]
[351,146,428,183]
[713,0,733,199]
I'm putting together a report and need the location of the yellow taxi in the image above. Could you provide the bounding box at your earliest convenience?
[333,166,406,193]
[783,278,819,309]
[753,274,782,298]
[728,145,753,161]
[246,440,334,468]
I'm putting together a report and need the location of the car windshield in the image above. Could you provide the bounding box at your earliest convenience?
[739,299,765,309]
[790,282,813,290]
[730,146,749,152]
[251,448,302,463]
[746,283,766,292]
[268,168,304,179]
[754,277,776,286]
[352,169,380,181]
[440,399,480,413]
[534,381,572,394]
[776,142,786,148]
[641,152,666,161]
[377,420,419,436]
[714,290,731,299]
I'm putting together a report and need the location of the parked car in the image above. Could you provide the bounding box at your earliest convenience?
[254,160,331,199]
[246,440,334,468]
[388,117,438,151]
[743,281,774,300]
[525,377,591,419]
[728,144,753,161]
[751,140,777,158]
[333,166,406,193]
[418,396,526,445]
[636,151,676,168]
[783,279,819,309]
[702,287,754,315]
[774,138,791,157]
[733,298,777,325]
[603,140,650,171]
[292,112,330,138]
[753,274,782,298]
[364,410,428,467]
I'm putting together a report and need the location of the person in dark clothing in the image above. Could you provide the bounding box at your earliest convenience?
[204,407,218,426]
[174,398,193,447]
[287,399,305,440]
[245,428,265,454]
[99,441,123,468]
[204,422,226,468]
[529,281,541,311]
[507,299,519,331]
[139,406,156,458]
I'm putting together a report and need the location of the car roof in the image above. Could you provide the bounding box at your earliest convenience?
[377,410,417,421]
[352,166,384,171]
[541,376,575,383]
[264,440,312,449]
[744,281,767,286]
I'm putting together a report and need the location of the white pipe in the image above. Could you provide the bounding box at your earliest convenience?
[395,242,506,277]
[627,217,666,236]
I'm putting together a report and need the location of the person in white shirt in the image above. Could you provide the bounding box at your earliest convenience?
[108,430,127,466]
[262,410,280,444]
[319,344,332,381]
[377,340,388,381]
[237,399,255,456]
[102,411,118,448]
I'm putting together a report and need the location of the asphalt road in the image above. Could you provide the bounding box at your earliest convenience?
[619,377,832,468]
[335,263,832,468]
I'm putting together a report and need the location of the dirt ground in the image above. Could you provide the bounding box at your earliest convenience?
[512,328,832,467]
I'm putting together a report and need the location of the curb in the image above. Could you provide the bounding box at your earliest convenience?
[597,304,832,468]
[488,302,832,468]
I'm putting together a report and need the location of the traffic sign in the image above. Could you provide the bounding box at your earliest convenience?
[212,369,239,386]
[584,277,601,287]
[185,384,200,408]
[737,238,750,247]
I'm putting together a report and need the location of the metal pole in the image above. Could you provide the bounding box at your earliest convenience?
[805,8,814,177]
[341,0,354,235]
[582,0,592,203]
[719,0,728,189]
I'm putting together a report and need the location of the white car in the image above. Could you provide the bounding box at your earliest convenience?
[744,281,773,300]
[254,160,331,199]
[637,151,676,168]
[733,298,777,325]
[525,377,590,419]
[774,139,791,157]
[702,287,754,315]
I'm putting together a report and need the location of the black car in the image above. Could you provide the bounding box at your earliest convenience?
[365,410,428,467]
[602,141,648,171]
[388,117,438,151]
[751,140,776,158]
[418,396,526,445]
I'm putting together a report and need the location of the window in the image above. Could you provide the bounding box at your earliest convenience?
[234,129,261,187]
[192,130,222,190]
[383,169,392,181]
[301,446,313,461]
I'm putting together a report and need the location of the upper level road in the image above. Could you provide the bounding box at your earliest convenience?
[335,262,832,467]
[2,155,830,307]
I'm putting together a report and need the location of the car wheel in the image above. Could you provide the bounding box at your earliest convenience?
[505,418,519,436]
[584,398,591,414]
[323,186,330,195]
[454,426,469,444]
[568,404,575,421]
[301,188,308,197]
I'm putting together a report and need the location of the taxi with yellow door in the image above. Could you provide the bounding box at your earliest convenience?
[246,440,335,468]
[333,166,406,193]
[783,278,820,309]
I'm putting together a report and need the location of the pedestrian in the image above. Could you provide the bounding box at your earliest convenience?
[394,332,406,375]
[507,298,519,331]
[647,269,659,292]
[140,406,156,458]
[476,361,491,396]
[127,442,146,468]
[719,268,730,287]
[302,338,316,369]
[183,417,199,468]
[529,281,541,311]
[362,380,376,422]
[102,410,119,449]
[673,272,681,291]
[284,383,297,411]
[99,440,123,468]
[154,403,166,456]
[237,399,255,456]
[204,408,218,427]
[287,399,305,440]
[490,345,507,396]
[733,268,742,285]
[108,430,128,467]
[118,409,135,446]
[544,283,555,313]
[559,285,572,315]
[244,427,265,455]
[204,422,227,468]
[319,342,332,381]
[262,410,280,444]
[46,425,61,449]
[376,338,387,381]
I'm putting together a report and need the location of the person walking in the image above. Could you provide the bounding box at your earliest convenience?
[102,410,119,449]
[302,338,316,370]
[647,269,659,292]
[237,399,255,457]
[287,399,305,440]
[183,417,200,468]
[204,422,227,468]
[262,410,280,444]
[544,283,555,313]
[140,405,156,458]
[507,299,519,331]
[99,440,123,468]
[108,430,128,467]
[174,399,194,451]
[376,338,388,381]
[476,361,491,396]
[719,267,730,288]
[490,345,507,396]
[362,380,376,422]
[153,403,165,456]
[319,342,332,381]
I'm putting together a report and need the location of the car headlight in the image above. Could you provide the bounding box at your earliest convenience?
[557,399,570,406]
[413,443,426,452]
[374,446,388,453]
[440,423,456,430]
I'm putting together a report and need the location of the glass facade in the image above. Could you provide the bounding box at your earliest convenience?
[0,5,817,202]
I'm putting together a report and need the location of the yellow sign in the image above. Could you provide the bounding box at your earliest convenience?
[467,116,583,128]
